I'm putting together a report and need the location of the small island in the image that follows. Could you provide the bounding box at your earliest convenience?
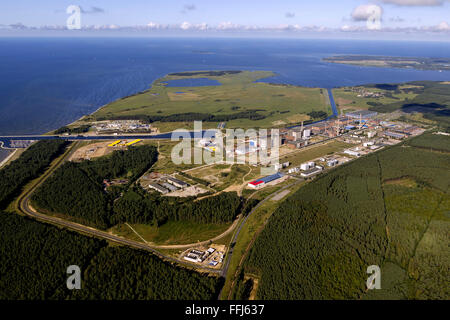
[323,55,450,71]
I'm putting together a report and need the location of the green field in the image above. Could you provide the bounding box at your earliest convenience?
[110,220,232,245]
[279,140,353,167]
[333,84,419,113]
[88,70,331,130]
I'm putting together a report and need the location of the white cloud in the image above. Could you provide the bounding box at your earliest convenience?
[285,12,295,18]
[197,23,208,31]
[217,22,242,30]
[437,21,450,30]
[147,22,162,29]
[180,21,192,30]
[380,0,448,6]
[178,22,209,31]
[352,4,384,21]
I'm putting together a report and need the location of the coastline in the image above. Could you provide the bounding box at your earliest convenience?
[61,70,328,135]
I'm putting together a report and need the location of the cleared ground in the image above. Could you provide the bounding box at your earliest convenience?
[110,220,233,246]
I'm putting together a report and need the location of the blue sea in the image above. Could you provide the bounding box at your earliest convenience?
[0,37,449,136]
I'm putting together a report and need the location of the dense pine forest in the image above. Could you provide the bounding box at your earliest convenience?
[31,145,159,229]
[239,133,449,300]
[0,140,68,209]
[112,187,242,226]
[406,132,450,153]
[31,144,242,229]
[0,212,223,300]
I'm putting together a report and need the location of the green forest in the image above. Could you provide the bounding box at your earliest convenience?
[97,109,267,124]
[112,186,242,226]
[0,212,222,300]
[0,137,224,300]
[0,140,68,209]
[31,144,159,229]
[239,134,449,300]
[406,132,450,153]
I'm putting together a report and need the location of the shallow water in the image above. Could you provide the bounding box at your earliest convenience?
[0,37,449,135]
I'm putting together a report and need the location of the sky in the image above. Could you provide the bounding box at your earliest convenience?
[0,0,449,40]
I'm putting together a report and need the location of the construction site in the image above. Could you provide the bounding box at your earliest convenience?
[69,139,143,162]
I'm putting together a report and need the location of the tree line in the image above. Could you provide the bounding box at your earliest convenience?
[96,109,266,124]
[111,187,242,226]
[31,145,158,229]
[0,140,68,209]
[31,144,244,230]
[0,212,223,300]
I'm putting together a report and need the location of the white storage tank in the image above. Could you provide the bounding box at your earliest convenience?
[300,163,310,171]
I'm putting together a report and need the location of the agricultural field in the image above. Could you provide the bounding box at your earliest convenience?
[87,70,332,131]
[235,133,449,300]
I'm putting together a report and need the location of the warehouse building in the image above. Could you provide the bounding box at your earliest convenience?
[286,139,308,149]
[161,182,178,192]
[384,131,406,140]
[149,183,169,194]
[301,167,323,178]
[167,177,189,188]
[344,149,361,157]
[248,172,285,189]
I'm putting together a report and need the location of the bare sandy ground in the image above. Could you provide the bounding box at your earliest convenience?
[69,141,117,161]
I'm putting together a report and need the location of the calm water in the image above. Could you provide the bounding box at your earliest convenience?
[0,148,11,163]
[0,37,449,135]
[165,78,221,87]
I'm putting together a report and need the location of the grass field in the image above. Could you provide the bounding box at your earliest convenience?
[110,220,232,245]
[89,70,331,131]
[333,85,418,114]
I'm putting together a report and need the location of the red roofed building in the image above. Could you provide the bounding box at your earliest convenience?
[248,180,265,189]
